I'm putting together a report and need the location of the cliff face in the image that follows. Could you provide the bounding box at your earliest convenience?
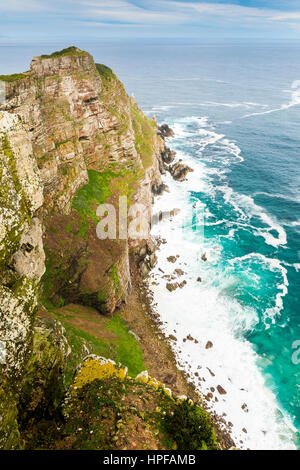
[0,47,165,448]
[1,47,163,316]
[0,112,44,448]
[0,47,217,451]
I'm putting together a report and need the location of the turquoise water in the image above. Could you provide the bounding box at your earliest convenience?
[1,40,300,447]
[108,41,300,446]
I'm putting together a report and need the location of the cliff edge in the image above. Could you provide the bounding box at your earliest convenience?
[0,47,226,450]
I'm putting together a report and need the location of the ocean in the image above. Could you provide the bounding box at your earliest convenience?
[1,39,300,449]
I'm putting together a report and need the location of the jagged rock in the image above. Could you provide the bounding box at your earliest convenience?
[139,245,147,259]
[217,385,227,395]
[147,239,156,255]
[201,253,208,262]
[0,113,44,449]
[149,253,158,269]
[241,403,249,413]
[139,261,150,278]
[170,208,180,218]
[158,123,174,139]
[174,269,184,277]
[169,162,193,181]
[152,182,167,195]
[197,277,202,282]
[161,147,176,164]
[167,256,177,263]
[205,341,213,349]
[166,282,178,292]
[179,280,187,289]
[18,318,70,429]
[168,335,177,342]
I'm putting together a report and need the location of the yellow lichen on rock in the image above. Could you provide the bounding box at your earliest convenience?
[135,370,172,397]
[72,357,128,391]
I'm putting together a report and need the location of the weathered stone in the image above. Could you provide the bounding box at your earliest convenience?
[158,123,174,139]
[166,282,178,292]
[161,147,176,164]
[0,112,44,449]
[169,162,193,182]
[149,253,158,268]
[217,385,227,395]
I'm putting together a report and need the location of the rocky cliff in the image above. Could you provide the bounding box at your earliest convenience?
[0,47,219,450]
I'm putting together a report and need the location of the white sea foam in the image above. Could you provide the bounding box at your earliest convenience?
[197,101,268,109]
[254,191,300,204]
[221,188,287,248]
[242,80,300,118]
[228,253,289,326]
[148,117,297,449]
[150,191,296,449]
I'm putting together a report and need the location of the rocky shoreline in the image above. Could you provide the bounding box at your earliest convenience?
[129,253,236,450]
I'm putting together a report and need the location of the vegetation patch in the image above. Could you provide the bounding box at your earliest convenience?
[40,46,88,59]
[131,106,156,169]
[96,63,115,82]
[45,374,217,450]
[41,305,145,379]
[0,73,30,82]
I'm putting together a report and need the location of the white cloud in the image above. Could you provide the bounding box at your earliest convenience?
[0,0,48,12]
[82,0,186,24]
[1,0,300,32]
[271,12,300,21]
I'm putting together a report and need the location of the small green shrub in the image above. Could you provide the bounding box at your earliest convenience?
[162,400,218,450]
[40,47,88,59]
[0,73,29,82]
[96,63,115,82]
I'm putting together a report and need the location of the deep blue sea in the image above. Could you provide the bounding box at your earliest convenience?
[1,40,299,449]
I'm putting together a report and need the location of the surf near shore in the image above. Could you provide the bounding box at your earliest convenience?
[146,119,297,450]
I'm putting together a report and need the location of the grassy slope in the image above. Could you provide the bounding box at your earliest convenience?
[40,303,145,383]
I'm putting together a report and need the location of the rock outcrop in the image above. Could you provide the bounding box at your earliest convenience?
[0,111,44,448]
[0,46,167,448]
[0,47,213,450]
[1,46,164,316]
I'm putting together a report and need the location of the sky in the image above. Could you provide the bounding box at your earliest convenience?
[1,1,300,42]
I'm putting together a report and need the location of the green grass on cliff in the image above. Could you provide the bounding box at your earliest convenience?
[48,376,217,450]
[131,106,156,169]
[0,72,30,82]
[96,63,115,82]
[43,306,145,382]
[72,167,142,237]
[72,169,114,236]
[40,46,88,59]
